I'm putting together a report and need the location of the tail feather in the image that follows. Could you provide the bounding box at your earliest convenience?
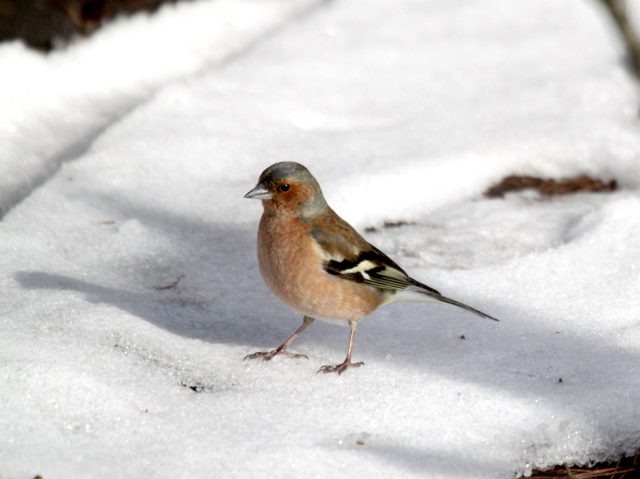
[430,293,499,321]
[405,279,499,321]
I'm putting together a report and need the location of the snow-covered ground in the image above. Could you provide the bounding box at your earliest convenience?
[0,0,319,215]
[1,0,640,478]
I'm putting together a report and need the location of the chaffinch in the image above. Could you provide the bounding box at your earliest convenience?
[244,162,498,374]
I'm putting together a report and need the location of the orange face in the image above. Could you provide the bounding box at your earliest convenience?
[263,178,316,215]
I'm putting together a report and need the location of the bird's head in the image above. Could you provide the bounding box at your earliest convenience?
[244,162,327,218]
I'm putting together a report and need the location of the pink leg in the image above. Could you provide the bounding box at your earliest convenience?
[245,316,315,361]
[318,320,364,375]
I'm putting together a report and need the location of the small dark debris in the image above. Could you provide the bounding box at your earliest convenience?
[355,439,365,446]
[383,219,415,228]
[97,220,116,225]
[558,378,563,383]
[153,274,184,291]
[34,476,43,479]
[181,381,205,393]
[459,334,466,340]
[364,219,415,233]
[484,175,617,198]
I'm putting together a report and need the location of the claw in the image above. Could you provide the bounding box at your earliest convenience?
[244,316,315,363]
[282,351,309,360]
[317,361,364,375]
[244,349,308,361]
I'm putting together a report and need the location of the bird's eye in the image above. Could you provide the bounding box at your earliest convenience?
[279,183,291,192]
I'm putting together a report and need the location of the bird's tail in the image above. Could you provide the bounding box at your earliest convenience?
[403,279,499,322]
[428,292,499,321]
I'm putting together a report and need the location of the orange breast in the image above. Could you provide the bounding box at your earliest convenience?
[257,213,383,321]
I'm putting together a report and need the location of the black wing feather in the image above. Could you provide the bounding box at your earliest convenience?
[324,247,441,295]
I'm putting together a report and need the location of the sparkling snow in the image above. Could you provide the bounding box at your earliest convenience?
[1,0,640,478]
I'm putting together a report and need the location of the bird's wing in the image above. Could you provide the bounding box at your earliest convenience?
[324,246,436,292]
[308,211,498,321]
[308,210,440,294]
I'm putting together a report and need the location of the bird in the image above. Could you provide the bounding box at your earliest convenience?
[244,162,498,374]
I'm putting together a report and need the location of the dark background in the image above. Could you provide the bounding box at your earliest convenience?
[0,0,181,50]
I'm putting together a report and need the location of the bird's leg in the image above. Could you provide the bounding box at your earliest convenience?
[318,320,364,375]
[244,316,315,361]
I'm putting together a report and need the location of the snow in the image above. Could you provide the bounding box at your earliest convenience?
[1,0,640,478]
[0,0,318,215]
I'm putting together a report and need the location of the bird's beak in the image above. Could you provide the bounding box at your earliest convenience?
[244,184,272,200]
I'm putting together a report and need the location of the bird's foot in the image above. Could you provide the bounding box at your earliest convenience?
[317,360,364,375]
[244,348,308,361]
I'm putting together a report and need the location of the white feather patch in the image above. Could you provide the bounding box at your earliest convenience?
[340,260,378,275]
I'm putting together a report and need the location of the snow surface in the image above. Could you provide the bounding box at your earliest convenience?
[1,0,640,478]
[0,0,318,215]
